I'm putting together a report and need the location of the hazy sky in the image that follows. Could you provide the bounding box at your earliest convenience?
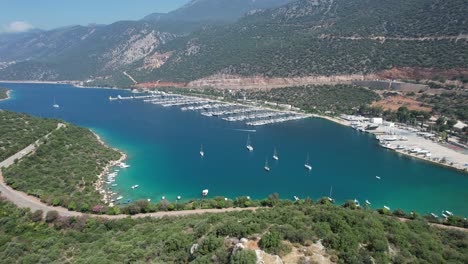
[0,0,191,32]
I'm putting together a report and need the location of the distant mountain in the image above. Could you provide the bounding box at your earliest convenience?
[0,0,466,86]
[143,0,294,22]
[0,21,175,81]
[134,0,468,82]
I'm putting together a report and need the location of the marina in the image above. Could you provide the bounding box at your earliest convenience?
[112,91,310,126]
[1,82,467,216]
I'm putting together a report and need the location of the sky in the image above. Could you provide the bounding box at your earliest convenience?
[0,0,190,32]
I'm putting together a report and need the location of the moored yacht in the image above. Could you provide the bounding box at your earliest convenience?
[264,159,270,172]
[246,135,254,151]
[304,154,312,170]
[200,144,205,157]
[52,97,60,108]
[273,148,279,160]
[131,185,139,189]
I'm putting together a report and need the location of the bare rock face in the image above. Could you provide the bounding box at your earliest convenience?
[103,30,175,70]
[190,243,199,255]
[233,243,245,255]
[255,249,283,264]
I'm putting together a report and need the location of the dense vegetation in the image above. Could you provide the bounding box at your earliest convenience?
[0,110,58,161]
[0,196,466,263]
[0,87,8,100]
[2,121,121,210]
[134,0,468,83]
[239,85,380,114]
[418,92,468,122]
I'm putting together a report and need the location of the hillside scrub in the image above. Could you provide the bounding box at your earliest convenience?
[0,196,466,263]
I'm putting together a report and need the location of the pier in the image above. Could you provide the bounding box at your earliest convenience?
[109,91,310,126]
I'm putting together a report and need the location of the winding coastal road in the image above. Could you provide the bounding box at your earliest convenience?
[0,125,465,232]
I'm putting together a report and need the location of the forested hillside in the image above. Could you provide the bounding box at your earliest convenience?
[0,197,466,263]
[137,0,467,83]
[1,111,120,210]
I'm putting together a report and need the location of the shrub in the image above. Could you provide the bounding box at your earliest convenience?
[45,211,59,223]
[31,210,43,222]
[259,232,282,253]
[230,250,257,264]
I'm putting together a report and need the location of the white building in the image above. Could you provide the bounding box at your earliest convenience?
[370,117,383,124]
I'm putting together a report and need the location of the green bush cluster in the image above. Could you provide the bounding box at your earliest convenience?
[0,110,58,161]
[0,87,9,100]
[240,85,380,114]
[0,195,466,263]
[2,121,121,211]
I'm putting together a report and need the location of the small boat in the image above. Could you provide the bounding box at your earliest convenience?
[116,196,123,201]
[111,184,117,187]
[273,148,279,161]
[293,196,300,201]
[131,185,139,189]
[177,196,181,200]
[327,186,335,203]
[264,159,270,172]
[119,162,130,168]
[147,199,151,202]
[202,189,209,197]
[199,144,205,157]
[52,97,60,108]
[384,205,390,210]
[444,210,453,216]
[431,213,438,218]
[304,154,312,171]
[246,135,254,152]
[365,199,371,205]
[376,176,381,180]
[161,196,166,200]
[442,213,448,218]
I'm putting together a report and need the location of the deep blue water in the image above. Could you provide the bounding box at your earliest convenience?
[1,82,467,216]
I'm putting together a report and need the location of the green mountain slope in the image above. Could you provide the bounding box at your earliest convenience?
[136,0,467,82]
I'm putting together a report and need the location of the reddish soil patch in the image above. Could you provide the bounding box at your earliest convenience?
[372,95,432,112]
[377,67,468,80]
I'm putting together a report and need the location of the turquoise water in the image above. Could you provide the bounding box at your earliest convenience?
[1,82,467,216]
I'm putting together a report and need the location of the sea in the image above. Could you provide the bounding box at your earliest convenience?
[1,82,467,216]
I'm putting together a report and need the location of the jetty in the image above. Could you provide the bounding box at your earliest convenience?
[109,91,310,126]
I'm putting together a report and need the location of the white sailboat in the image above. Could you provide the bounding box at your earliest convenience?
[327,186,335,203]
[264,159,270,172]
[52,97,60,108]
[273,147,279,160]
[199,144,204,157]
[246,135,254,152]
[304,154,312,170]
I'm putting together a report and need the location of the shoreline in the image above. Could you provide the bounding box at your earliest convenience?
[0,89,11,101]
[316,115,467,173]
[3,81,466,173]
[90,130,128,206]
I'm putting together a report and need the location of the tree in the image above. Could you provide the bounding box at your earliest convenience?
[45,211,59,223]
[343,200,357,210]
[31,210,43,222]
[259,232,281,253]
[446,119,457,129]
[230,250,257,264]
